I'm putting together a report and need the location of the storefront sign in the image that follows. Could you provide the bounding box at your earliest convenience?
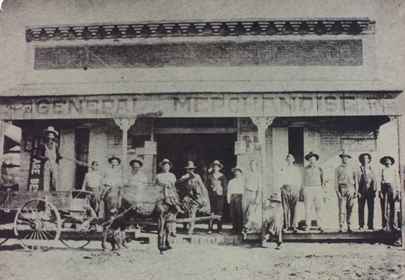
[0,92,400,120]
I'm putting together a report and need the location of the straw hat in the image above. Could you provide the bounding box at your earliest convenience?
[159,158,173,168]
[184,161,197,169]
[380,156,395,165]
[231,166,243,173]
[108,155,121,164]
[304,151,319,161]
[43,126,59,138]
[129,157,143,167]
[339,152,352,159]
[210,160,224,169]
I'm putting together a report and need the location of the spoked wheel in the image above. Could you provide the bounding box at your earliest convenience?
[60,219,92,249]
[13,199,61,251]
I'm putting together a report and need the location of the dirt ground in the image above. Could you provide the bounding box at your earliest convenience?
[0,239,404,280]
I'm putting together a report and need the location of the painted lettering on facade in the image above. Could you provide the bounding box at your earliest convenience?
[0,93,399,120]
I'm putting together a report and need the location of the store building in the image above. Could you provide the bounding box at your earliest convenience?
[0,0,403,231]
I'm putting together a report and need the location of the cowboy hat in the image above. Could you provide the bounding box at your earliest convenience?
[43,126,59,138]
[358,153,372,162]
[108,155,121,164]
[231,166,243,173]
[339,152,352,159]
[129,157,143,167]
[210,160,224,169]
[159,158,172,168]
[380,156,395,165]
[184,161,196,169]
[268,192,282,202]
[304,151,319,161]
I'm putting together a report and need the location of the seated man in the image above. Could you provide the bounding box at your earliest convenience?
[261,192,284,249]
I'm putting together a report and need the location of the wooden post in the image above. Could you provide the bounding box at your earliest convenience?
[113,118,137,178]
[0,121,5,161]
[250,117,274,226]
[396,116,405,249]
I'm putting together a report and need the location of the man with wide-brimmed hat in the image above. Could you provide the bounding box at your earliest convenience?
[155,158,184,216]
[35,126,62,191]
[379,155,400,231]
[101,155,123,220]
[127,157,147,191]
[178,161,211,234]
[206,160,227,233]
[178,161,210,213]
[302,151,325,232]
[335,151,358,232]
[279,154,302,233]
[227,166,244,233]
[261,192,283,249]
[357,153,376,230]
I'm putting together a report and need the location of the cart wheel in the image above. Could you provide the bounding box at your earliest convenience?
[13,199,61,251]
[60,220,91,249]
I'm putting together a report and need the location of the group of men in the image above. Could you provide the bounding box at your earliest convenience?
[15,126,402,235]
[279,151,401,233]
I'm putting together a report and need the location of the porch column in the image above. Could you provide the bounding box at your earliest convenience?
[250,117,275,226]
[395,116,405,248]
[113,118,137,177]
[0,121,5,160]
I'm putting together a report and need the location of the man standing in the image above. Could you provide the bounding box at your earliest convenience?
[243,159,261,233]
[206,160,227,234]
[357,153,376,231]
[335,152,358,233]
[227,167,245,233]
[280,154,302,233]
[302,152,325,232]
[35,126,62,191]
[81,160,104,215]
[127,158,148,191]
[102,156,123,220]
[379,155,400,231]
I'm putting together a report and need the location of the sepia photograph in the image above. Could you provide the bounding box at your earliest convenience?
[0,0,404,279]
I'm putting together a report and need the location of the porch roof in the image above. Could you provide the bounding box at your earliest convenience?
[0,79,401,97]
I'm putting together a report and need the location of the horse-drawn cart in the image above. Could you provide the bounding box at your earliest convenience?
[0,190,98,250]
[0,186,222,252]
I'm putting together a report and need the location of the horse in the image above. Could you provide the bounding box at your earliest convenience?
[100,184,177,254]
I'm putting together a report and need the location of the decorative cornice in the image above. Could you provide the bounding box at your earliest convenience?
[26,18,374,42]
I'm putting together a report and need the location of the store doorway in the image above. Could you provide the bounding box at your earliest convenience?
[157,133,237,223]
[156,133,236,179]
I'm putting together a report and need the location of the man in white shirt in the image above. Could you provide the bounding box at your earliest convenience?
[127,158,148,191]
[81,161,103,215]
[227,167,245,233]
[379,156,400,231]
[279,154,302,232]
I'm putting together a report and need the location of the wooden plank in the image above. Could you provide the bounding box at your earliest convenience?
[245,231,398,243]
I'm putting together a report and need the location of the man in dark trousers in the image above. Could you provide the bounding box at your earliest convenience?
[379,155,400,231]
[35,126,62,191]
[357,153,376,231]
[335,152,357,233]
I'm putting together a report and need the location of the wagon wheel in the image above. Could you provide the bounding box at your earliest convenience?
[59,219,92,249]
[13,199,62,251]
